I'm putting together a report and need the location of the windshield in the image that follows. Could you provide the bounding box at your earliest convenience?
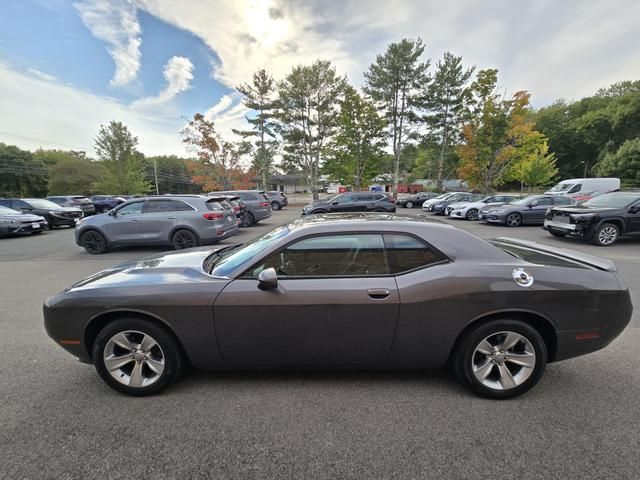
[548,182,574,192]
[0,206,19,214]
[210,225,290,277]
[583,192,640,208]
[25,199,60,209]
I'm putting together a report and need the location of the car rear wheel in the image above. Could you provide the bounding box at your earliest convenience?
[406,201,414,209]
[506,213,522,227]
[240,211,255,227]
[271,201,281,211]
[172,229,199,250]
[81,230,108,254]
[592,223,619,246]
[466,208,479,221]
[453,319,547,399]
[93,318,185,396]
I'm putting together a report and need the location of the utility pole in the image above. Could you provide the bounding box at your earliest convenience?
[153,158,159,194]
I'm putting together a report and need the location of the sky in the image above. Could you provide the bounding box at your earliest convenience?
[0,0,639,157]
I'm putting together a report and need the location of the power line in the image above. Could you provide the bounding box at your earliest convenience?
[0,130,91,151]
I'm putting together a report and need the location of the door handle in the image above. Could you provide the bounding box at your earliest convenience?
[130,219,140,222]
[367,288,390,300]
[166,216,176,219]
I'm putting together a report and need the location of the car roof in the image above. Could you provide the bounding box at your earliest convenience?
[287,213,452,232]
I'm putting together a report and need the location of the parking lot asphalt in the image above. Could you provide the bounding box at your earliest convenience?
[1,208,639,479]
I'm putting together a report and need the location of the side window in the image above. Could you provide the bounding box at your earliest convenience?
[335,194,353,204]
[238,192,254,201]
[384,234,445,274]
[357,194,374,202]
[12,200,29,209]
[145,200,193,213]
[535,197,553,206]
[552,197,570,205]
[568,184,582,194]
[117,201,144,215]
[249,234,389,277]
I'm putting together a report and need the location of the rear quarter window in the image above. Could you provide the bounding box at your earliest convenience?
[491,243,588,269]
[384,234,446,273]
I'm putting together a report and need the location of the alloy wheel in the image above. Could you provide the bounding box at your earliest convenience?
[598,225,618,245]
[82,231,105,254]
[466,209,479,221]
[471,331,536,390]
[406,201,414,208]
[103,330,165,388]
[173,230,196,249]
[506,213,522,227]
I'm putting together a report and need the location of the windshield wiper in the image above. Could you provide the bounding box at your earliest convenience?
[204,243,242,273]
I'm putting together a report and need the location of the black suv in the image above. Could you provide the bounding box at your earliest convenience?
[302,192,396,215]
[0,198,83,228]
[544,191,640,246]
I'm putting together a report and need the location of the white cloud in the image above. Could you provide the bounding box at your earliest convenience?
[75,0,142,86]
[0,63,187,156]
[27,68,57,82]
[132,56,194,108]
[202,93,248,141]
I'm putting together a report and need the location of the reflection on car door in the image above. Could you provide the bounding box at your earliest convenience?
[526,197,552,223]
[105,200,145,243]
[142,199,186,242]
[213,234,400,366]
[627,200,640,232]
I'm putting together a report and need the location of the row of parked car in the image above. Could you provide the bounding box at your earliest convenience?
[0,191,290,252]
[416,190,640,246]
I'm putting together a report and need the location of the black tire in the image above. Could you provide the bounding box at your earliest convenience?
[271,201,281,211]
[405,201,414,209]
[591,222,620,246]
[48,222,56,230]
[505,212,522,227]
[465,208,479,221]
[453,319,547,399]
[311,209,327,214]
[241,211,255,226]
[171,229,199,250]
[372,208,386,212]
[93,318,186,396]
[81,230,108,254]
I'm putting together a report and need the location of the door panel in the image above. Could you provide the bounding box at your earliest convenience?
[213,277,400,366]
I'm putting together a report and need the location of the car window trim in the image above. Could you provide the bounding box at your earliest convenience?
[114,199,145,215]
[142,198,197,213]
[236,229,451,280]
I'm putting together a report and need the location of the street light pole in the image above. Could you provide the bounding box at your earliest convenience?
[153,158,159,194]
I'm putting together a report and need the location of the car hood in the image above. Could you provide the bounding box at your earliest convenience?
[550,205,618,214]
[0,212,45,221]
[66,246,227,291]
[50,206,83,213]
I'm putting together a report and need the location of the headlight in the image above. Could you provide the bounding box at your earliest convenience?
[570,213,595,221]
[434,203,444,208]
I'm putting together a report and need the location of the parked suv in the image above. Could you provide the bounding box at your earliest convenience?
[544,191,640,246]
[266,191,288,210]
[47,195,96,216]
[428,192,482,215]
[0,198,83,228]
[215,190,272,226]
[302,192,396,215]
[89,195,126,213]
[75,195,239,254]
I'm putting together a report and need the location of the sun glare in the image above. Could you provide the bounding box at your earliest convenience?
[245,0,289,48]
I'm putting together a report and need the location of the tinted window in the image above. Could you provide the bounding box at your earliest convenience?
[568,184,582,193]
[553,196,573,205]
[250,234,389,277]
[0,200,10,207]
[117,202,144,215]
[12,200,30,209]
[356,194,375,201]
[534,197,552,206]
[335,194,353,204]
[384,234,445,273]
[238,192,256,201]
[145,199,193,213]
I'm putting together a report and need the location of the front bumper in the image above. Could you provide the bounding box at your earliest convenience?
[543,219,594,238]
[1,219,48,234]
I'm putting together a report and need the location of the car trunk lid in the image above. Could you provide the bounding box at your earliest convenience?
[491,237,617,272]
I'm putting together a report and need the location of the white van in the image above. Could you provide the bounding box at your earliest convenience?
[545,178,620,197]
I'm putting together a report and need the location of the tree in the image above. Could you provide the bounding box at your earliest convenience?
[182,113,244,191]
[234,69,279,190]
[323,87,386,189]
[509,134,558,192]
[364,38,430,196]
[47,154,104,195]
[277,60,347,199]
[595,138,640,186]
[145,155,200,194]
[93,121,150,194]
[423,52,474,188]
[0,143,48,197]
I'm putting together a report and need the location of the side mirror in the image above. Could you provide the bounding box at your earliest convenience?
[528,203,536,208]
[629,206,640,214]
[108,210,116,216]
[331,201,339,205]
[257,267,278,290]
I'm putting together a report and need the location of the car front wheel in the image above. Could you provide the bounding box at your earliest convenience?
[406,201,414,208]
[453,319,547,399]
[505,213,522,227]
[93,318,185,396]
[592,223,620,246]
[81,230,108,254]
[466,208,479,221]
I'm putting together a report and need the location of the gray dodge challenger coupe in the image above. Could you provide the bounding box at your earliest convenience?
[43,214,632,399]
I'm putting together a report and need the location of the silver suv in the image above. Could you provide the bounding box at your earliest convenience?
[74,195,239,254]
[215,190,272,226]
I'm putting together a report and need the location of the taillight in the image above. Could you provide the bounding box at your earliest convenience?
[202,212,224,220]
[260,202,270,207]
